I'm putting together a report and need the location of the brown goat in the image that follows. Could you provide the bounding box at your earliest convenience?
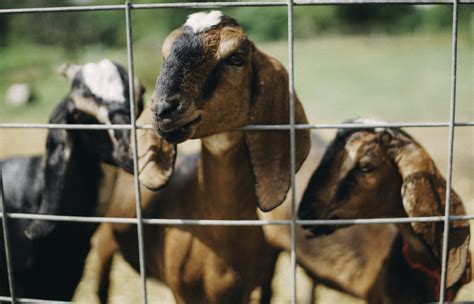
[298,120,472,303]
[94,11,310,304]
[258,134,400,300]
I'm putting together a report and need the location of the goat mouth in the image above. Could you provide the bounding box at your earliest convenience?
[156,115,202,144]
[302,216,340,238]
[114,158,134,173]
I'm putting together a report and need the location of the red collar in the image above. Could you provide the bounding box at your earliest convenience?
[402,242,455,301]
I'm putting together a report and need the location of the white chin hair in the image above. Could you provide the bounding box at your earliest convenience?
[185,10,223,33]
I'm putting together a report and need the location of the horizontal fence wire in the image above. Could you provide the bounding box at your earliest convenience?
[0,212,473,225]
[1,121,474,130]
[0,296,69,304]
[0,0,473,303]
[1,0,474,14]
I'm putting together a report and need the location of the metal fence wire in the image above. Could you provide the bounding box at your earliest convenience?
[0,1,473,303]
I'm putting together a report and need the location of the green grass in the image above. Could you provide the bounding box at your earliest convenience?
[1,31,472,125]
[257,32,473,124]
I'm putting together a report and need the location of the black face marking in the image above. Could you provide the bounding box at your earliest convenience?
[156,28,206,99]
[335,170,356,202]
[156,16,242,101]
[202,62,223,100]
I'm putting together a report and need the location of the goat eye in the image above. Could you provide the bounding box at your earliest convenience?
[359,163,375,173]
[227,54,245,67]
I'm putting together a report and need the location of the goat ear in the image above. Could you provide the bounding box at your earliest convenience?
[133,76,146,116]
[136,103,176,191]
[245,46,311,211]
[57,63,81,81]
[162,28,182,59]
[25,99,75,239]
[391,136,470,288]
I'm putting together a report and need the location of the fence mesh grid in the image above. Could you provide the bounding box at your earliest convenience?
[0,1,473,303]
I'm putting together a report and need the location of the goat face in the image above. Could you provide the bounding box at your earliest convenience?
[147,11,310,211]
[298,126,402,236]
[152,11,253,143]
[299,120,470,289]
[60,59,145,171]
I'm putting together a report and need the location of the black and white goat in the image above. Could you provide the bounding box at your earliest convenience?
[0,59,145,300]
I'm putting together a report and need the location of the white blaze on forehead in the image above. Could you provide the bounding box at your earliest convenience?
[82,59,126,103]
[185,10,223,33]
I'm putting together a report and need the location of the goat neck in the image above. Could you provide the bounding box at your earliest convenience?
[198,131,258,219]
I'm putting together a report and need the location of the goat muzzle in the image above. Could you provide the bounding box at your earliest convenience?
[152,113,202,144]
[299,205,341,238]
[152,98,202,143]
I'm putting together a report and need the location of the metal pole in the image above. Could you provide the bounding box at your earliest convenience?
[0,167,16,303]
[286,0,298,302]
[125,1,148,303]
[438,0,459,302]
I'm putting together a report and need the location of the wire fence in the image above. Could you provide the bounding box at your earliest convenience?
[0,1,472,304]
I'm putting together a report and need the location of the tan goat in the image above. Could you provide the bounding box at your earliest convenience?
[298,120,472,303]
[95,10,310,304]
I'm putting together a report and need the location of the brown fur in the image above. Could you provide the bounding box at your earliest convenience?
[299,127,471,302]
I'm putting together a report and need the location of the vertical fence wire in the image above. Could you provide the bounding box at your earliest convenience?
[125,2,148,303]
[438,0,459,302]
[0,169,16,303]
[286,0,298,303]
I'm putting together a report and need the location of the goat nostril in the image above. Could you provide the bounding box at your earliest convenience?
[157,101,179,119]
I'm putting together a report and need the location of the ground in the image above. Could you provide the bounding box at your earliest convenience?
[0,32,472,302]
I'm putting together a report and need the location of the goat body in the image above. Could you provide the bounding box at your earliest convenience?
[104,133,278,303]
[0,139,100,299]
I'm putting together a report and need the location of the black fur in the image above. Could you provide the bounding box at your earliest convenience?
[0,61,143,300]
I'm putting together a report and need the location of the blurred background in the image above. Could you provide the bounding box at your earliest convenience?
[0,1,473,303]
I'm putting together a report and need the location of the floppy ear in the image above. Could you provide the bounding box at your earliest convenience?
[57,63,81,81]
[25,99,75,239]
[136,103,176,191]
[388,133,471,288]
[245,46,311,211]
[133,76,146,115]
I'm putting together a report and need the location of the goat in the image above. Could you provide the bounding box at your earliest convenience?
[0,59,172,300]
[257,134,400,300]
[298,119,472,303]
[93,10,311,304]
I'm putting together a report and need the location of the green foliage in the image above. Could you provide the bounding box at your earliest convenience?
[0,2,472,46]
[230,7,288,41]
[6,0,125,50]
[334,6,421,33]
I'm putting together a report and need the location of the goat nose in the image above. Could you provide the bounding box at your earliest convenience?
[156,99,179,119]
